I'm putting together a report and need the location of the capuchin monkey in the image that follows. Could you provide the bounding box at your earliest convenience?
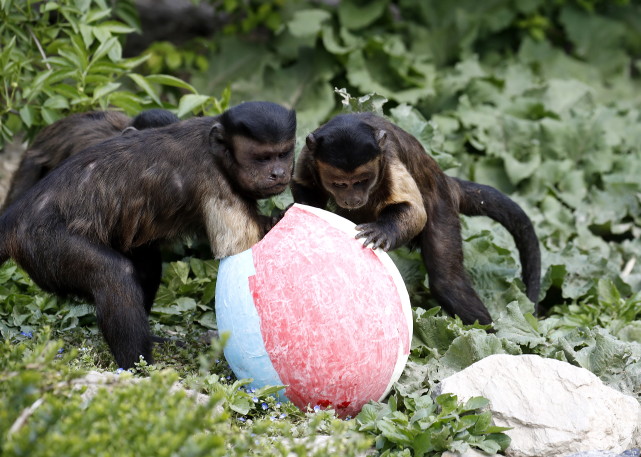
[0,101,297,368]
[1,109,180,211]
[292,112,541,326]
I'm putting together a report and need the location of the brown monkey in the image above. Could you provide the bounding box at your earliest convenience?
[0,101,296,368]
[2,109,180,211]
[291,112,541,325]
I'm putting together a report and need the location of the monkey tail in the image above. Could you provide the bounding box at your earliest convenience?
[454,178,542,310]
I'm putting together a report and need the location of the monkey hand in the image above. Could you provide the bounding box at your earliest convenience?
[355,222,400,252]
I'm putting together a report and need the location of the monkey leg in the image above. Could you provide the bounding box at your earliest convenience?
[126,243,186,348]
[16,229,153,368]
[419,202,493,326]
[126,242,162,314]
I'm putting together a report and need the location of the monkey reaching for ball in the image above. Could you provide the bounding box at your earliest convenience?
[1,109,180,211]
[291,112,541,325]
[0,101,297,368]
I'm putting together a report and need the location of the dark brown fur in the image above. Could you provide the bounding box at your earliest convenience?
[2,110,179,211]
[292,112,541,325]
[0,101,296,368]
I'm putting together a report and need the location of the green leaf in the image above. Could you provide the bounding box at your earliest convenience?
[377,417,413,446]
[462,397,489,412]
[43,95,70,110]
[84,8,112,24]
[92,82,121,101]
[287,9,331,38]
[495,303,546,348]
[128,73,162,106]
[338,0,388,30]
[177,94,210,117]
[19,105,35,127]
[474,439,501,454]
[91,35,119,63]
[145,74,196,93]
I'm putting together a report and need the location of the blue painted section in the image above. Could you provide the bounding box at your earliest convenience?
[215,249,286,399]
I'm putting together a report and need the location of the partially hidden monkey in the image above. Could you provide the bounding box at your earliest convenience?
[0,101,297,368]
[1,109,180,211]
[291,112,541,325]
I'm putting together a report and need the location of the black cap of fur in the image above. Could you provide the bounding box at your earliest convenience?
[312,114,380,171]
[221,101,296,143]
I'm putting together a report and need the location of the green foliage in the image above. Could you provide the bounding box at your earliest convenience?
[3,1,641,455]
[0,0,225,148]
[548,279,641,340]
[0,330,373,456]
[356,392,511,456]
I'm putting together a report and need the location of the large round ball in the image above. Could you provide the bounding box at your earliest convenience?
[215,204,412,418]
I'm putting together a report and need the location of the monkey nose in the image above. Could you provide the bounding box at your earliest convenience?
[343,198,363,209]
[271,169,286,179]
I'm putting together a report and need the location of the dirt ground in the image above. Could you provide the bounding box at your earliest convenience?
[0,139,25,205]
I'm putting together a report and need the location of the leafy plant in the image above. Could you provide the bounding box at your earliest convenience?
[0,0,225,149]
[548,279,641,339]
[356,392,511,456]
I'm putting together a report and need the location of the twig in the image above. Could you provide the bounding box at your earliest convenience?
[8,397,45,437]
[28,28,52,71]
[622,257,636,279]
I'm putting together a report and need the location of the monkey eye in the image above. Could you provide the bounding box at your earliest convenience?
[332,182,348,189]
[278,150,291,159]
[354,179,368,186]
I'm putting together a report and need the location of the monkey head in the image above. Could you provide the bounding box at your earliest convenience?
[210,101,297,199]
[306,115,386,210]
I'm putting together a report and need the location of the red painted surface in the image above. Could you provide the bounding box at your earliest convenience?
[248,206,410,418]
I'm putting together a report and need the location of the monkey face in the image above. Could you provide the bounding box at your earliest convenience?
[232,136,295,199]
[317,159,380,210]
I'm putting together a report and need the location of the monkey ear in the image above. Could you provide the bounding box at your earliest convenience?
[305,133,317,151]
[209,123,226,144]
[376,129,387,148]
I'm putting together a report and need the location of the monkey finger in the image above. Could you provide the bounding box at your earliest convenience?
[373,238,387,251]
[355,228,375,240]
[361,234,379,249]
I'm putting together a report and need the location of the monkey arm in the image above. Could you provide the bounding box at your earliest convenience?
[291,147,330,209]
[355,160,427,251]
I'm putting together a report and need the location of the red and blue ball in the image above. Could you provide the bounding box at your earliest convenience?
[215,204,412,418]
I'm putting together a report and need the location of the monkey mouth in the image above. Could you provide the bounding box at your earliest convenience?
[339,202,366,211]
[259,182,289,196]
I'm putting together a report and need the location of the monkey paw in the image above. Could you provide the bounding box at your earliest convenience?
[355,222,398,252]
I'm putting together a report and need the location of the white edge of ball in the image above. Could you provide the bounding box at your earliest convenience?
[291,204,413,400]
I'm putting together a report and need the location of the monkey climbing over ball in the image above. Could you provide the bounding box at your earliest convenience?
[291,112,541,326]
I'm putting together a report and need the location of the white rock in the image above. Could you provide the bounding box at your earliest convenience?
[438,354,641,457]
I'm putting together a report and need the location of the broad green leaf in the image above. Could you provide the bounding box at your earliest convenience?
[43,95,70,109]
[93,83,121,101]
[19,105,35,127]
[463,397,489,412]
[128,73,162,106]
[287,9,330,37]
[338,0,388,30]
[91,35,118,63]
[177,94,210,117]
[84,7,112,24]
[145,74,196,93]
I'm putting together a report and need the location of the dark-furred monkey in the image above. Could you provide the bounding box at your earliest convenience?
[0,101,296,368]
[292,112,541,325]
